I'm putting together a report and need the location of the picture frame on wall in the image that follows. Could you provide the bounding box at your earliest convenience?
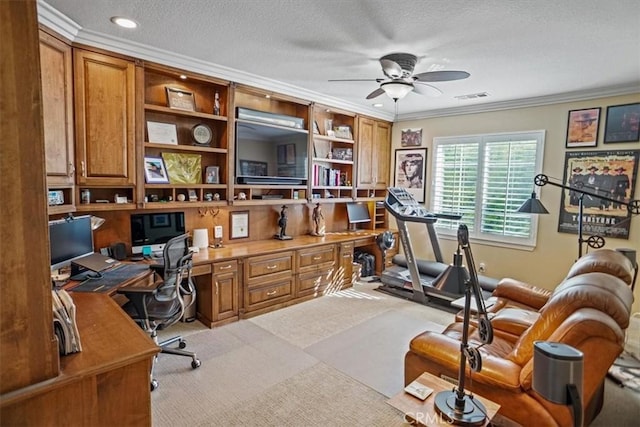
[401,128,423,147]
[566,107,601,148]
[394,148,427,203]
[230,211,249,239]
[205,166,220,184]
[603,102,640,143]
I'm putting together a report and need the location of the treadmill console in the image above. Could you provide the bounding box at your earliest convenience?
[385,187,437,223]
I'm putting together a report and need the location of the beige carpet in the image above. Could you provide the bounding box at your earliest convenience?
[153,282,639,426]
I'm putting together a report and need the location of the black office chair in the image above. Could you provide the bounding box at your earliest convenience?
[119,233,201,391]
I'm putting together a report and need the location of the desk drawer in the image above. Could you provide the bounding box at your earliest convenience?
[213,260,237,274]
[192,264,212,276]
[246,251,293,279]
[245,279,293,311]
[297,269,334,298]
[297,245,336,271]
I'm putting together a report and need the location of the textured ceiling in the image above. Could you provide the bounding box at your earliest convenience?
[39,0,640,121]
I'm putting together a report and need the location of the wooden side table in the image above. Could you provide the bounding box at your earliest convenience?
[387,372,511,427]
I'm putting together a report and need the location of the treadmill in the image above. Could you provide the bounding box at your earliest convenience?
[379,187,492,306]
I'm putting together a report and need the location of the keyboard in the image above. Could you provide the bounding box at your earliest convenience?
[71,264,151,293]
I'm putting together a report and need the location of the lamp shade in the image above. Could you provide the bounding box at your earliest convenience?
[381,81,413,100]
[517,192,549,214]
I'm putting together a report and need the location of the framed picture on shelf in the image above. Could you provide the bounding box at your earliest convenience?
[165,87,196,111]
[566,107,601,148]
[205,166,220,184]
[146,121,178,145]
[394,148,427,203]
[603,102,640,143]
[230,211,249,239]
[143,156,170,184]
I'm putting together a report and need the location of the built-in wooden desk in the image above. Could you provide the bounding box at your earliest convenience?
[0,293,158,426]
[187,230,398,327]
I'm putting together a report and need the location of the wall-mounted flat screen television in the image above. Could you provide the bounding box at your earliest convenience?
[235,121,308,185]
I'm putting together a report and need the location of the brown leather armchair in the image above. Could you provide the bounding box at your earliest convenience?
[405,250,635,426]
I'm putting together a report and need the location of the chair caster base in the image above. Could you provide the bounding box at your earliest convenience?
[150,379,159,391]
[191,359,201,369]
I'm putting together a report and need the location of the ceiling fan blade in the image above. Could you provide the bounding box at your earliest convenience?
[413,82,443,97]
[413,70,470,82]
[329,78,384,82]
[366,87,386,99]
[380,59,403,79]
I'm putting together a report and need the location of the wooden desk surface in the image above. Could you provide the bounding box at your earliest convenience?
[191,229,390,264]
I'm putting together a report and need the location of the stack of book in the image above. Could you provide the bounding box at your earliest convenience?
[52,289,82,355]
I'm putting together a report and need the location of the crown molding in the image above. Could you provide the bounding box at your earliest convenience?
[37,1,80,41]
[395,84,640,122]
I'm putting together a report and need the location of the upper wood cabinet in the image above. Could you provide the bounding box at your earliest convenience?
[73,49,136,186]
[39,30,74,187]
[357,117,391,189]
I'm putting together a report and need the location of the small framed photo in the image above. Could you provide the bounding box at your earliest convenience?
[394,148,427,203]
[604,102,640,143]
[166,87,196,111]
[401,128,423,147]
[566,107,601,148]
[230,211,249,239]
[146,121,178,145]
[151,213,171,228]
[143,156,170,184]
[205,166,220,184]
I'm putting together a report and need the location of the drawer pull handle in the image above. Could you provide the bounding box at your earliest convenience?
[343,254,351,258]
[219,264,232,270]
[266,290,277,296]
[312,256,322,260]
[266,264,277,270]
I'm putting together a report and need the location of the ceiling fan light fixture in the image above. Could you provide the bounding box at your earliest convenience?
[380,81,413,100]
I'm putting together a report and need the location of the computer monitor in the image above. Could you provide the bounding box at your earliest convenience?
[130,211,186,255]
[346,202,371,231]
[49,215,94,272]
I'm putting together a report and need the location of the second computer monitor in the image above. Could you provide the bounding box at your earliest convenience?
[346,202,371,231]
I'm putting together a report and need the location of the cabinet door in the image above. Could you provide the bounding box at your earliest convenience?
[357,117,375,187]
[373,120,391,187]
[39,31,74,185]
[214,271,238,322]
[74,49,136,185]
[339,242,354,287]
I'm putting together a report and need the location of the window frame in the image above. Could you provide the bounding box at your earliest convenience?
[430,130,546,250]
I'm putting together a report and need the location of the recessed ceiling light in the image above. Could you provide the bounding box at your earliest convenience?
[373,103,384,108]
[179,75,187,80]
[265,94,271,99]
[110,16,138,29]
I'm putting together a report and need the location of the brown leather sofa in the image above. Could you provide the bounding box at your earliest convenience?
[405,249,635,426]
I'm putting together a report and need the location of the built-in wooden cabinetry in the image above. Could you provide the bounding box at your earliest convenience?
[311,105,356,202]
[357,116,391,193]
[73,49,137,210]
[141,63,231,207]
[194,260,239,327]
[243,251,295,314]
[338,241,355,287]
[39,29,76,214]
[296,244,336,298]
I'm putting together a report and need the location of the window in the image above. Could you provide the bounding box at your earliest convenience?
[431,131,545,249]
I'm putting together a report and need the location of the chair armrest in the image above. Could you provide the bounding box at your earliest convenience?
[493,278,551,310]
[117,274,162,320]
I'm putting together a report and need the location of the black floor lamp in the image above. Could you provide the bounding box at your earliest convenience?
[517,173,640,260]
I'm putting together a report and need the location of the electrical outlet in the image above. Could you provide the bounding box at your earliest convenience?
[478,262,487,273]
[214,225,223,238]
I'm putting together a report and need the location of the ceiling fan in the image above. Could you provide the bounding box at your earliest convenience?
[329,52,470,101]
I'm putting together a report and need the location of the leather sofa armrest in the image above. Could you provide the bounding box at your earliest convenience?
[490,308,540,337]
[409,331,522,391]
[493,278,551,310]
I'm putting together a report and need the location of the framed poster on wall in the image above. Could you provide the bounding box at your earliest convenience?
[558,149,639,239]
[394,148,427,203]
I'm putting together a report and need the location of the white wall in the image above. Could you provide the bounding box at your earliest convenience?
[392,93,640,312]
